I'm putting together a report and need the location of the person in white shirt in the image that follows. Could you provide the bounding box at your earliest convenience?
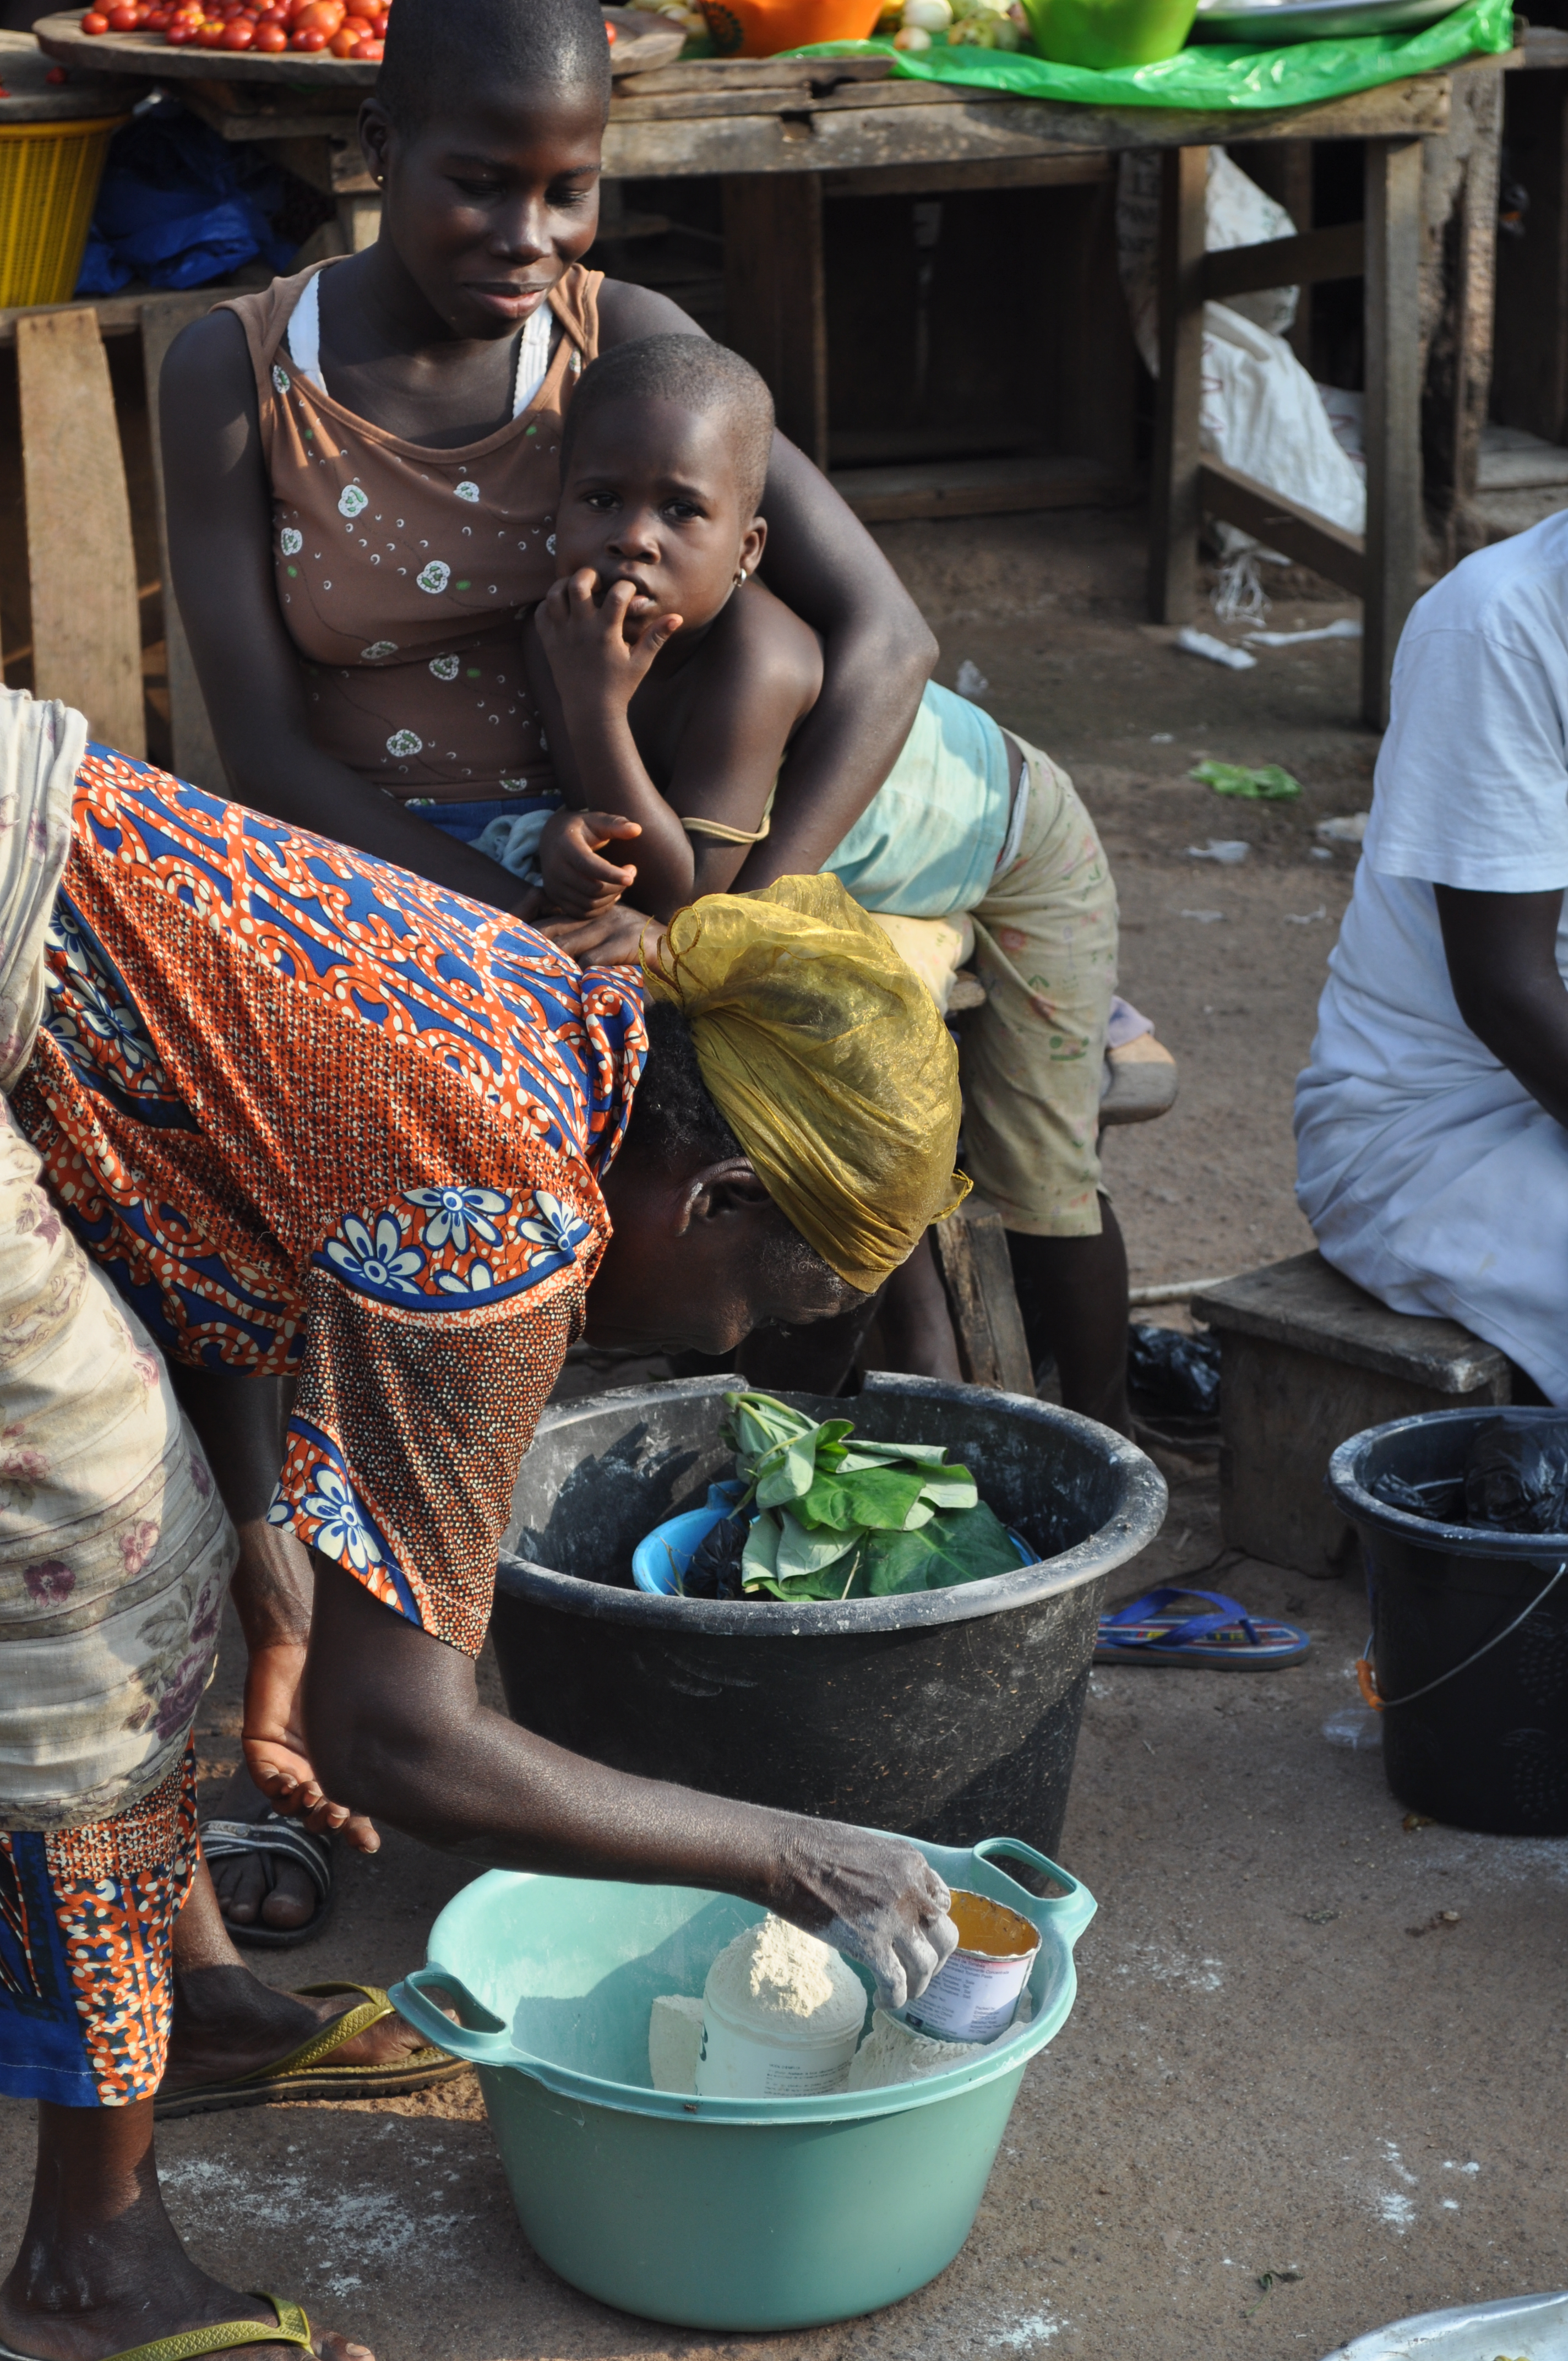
[1295,510,1568,1402]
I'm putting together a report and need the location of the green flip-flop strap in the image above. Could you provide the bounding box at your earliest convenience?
[99,2292,314,2359]
[226,1982,394,2091]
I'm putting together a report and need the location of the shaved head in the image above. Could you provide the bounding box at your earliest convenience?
[563,334,776,514]
[377,0,613,130]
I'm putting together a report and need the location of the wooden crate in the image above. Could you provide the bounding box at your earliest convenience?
[1193,1252,1513,1579]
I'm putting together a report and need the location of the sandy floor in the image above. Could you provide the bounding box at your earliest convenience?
[4,512,1558,2361]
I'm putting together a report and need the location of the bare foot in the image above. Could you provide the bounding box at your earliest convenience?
[0,2274,373,2360]
[206,1763,323,1934]
[159,1862,447,2100]
[161,1972,440,2094]
[1,2099,374,2361]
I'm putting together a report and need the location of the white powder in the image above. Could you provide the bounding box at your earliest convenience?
[647,1993,705,2094]
[705,1914,864,2027]
[848,2007,981,2091]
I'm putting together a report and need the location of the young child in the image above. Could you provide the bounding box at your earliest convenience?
[522,334,1129,1427]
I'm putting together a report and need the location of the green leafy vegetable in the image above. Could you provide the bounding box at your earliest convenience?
[716,1391,1020,1602]
[862,1503,1021,1595]
[801,1462,929,1531]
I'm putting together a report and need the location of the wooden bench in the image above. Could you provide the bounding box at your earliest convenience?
[1191,1250,1515,1579]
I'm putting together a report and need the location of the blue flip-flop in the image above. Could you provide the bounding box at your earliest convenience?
[1095,1585,1310,1668]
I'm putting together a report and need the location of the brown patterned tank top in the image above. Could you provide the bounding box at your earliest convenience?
[219,260,600,802]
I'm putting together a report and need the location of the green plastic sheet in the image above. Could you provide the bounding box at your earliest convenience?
[788,0,1509,112]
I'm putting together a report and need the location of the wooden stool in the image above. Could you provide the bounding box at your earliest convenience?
[930,1198,1034,1396]
[1191,1250,1514,1578]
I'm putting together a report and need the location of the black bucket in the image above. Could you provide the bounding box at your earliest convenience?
[1328,1408,1568,1836]
[492,1371,1167,1859]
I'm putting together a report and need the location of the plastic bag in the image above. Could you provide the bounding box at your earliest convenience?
[1369,1468,1464,1523]
[1114,149,1365,582]
[1463,1419,1568,1536]
[1126,1324,1221,1419]
[791,0,1509,112]
[1117,147,1296,376]
[1191,759,1302,801]
[77,98,295,298]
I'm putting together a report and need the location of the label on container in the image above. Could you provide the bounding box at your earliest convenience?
[760,2056,854,2098]
[900,1943,1037,2044]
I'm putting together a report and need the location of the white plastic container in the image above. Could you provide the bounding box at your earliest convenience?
[899,1889,1039,2044]
[694,1917,867,2101]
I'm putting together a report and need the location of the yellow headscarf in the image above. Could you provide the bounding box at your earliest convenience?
[641,874,970,1294]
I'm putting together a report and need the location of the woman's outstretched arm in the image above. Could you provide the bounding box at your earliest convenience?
[596,279,936,880]
[158,310,540,913]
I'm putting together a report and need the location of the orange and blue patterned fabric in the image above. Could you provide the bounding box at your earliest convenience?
[0,1742,198,2107]
[10,746,647,1658]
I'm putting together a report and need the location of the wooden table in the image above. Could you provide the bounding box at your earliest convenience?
[23,23,1501,729]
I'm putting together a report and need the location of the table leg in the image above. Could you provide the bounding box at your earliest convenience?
[17,309,144,757]
[721,173,829,470]
[1362,136,1422,731]
[1148,143,1207,627]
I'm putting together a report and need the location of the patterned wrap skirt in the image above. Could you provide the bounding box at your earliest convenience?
[0,689,235,2105]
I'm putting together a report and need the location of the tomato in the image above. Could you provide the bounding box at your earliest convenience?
[221,14,253,39]
[604,16,616,33]
[253,17,286,40]
[162,16,195,32]
[369,7,388,26]
[195,17,227,39]
[350,30,380,51]
[45,59,68,75]
[290,21,327,42]
[80,9,108,28]
[293,0,344,28]
[145,6,171,22]
[106,4,140,26]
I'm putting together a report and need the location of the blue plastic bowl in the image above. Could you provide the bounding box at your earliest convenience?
[632,1481,747,1595]
[633,1487,1036,1597]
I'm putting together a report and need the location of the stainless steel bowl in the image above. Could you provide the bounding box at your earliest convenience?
[1191,0,1454,41]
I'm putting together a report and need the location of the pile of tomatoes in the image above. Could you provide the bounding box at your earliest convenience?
[77,0,389,56]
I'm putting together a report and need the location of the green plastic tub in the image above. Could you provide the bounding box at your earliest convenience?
[391,1834,1096,2332]
[1019,0,1199,66]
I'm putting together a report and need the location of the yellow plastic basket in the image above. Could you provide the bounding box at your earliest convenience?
[0,112,129,311]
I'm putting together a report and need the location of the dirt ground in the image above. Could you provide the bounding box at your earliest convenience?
[5,508,1559,2361]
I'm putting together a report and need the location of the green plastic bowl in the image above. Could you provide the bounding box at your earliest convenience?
[391,1833,1096,2332]
[1019,0,1198,66]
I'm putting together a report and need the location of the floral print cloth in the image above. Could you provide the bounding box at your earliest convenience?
[218,260,599,804]
[0,695,234,1831]
[10,747,646,1659]
[0,1738,199,2105]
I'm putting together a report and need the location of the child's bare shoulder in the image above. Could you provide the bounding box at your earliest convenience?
[711,577,823,714]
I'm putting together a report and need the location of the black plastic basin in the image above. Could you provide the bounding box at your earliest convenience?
[491,1373,1167,1857]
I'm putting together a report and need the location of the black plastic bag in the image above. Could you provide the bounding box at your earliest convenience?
[1463,1418,1568,1535]
[679,1513,748,1600]
[1370,1469,1465,1524]
[1126,1324,1221,1420]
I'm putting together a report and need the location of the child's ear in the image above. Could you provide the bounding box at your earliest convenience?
[358,98,393,188]
[741,515,767,578]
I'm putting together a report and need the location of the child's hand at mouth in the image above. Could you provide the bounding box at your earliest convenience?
[540,805,643,917]
[536,567,683,713]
